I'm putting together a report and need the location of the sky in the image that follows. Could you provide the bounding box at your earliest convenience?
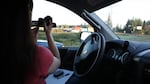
[96,0,150,27]
[32,0,86,25]
[32,0,150,27]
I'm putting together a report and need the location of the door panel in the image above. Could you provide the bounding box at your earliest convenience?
[58,47,79,71]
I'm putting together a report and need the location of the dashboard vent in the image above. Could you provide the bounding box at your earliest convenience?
[144,64,150,75]
[143,63,150,84]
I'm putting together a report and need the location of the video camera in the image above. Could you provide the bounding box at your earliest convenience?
[32,16,56,27]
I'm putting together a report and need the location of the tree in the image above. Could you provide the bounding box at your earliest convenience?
[141,20,150,35]
[124,18,143,33]
[107,13,113,28]
[133,18,142,26]
[124,20,132,33]
[114,24,123,33]
[144,20,150,35]
[146,20,150,25]
[142,20,146,34]
[144,25,150,35]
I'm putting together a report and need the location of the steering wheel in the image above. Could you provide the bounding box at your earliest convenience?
[73,32,106,77]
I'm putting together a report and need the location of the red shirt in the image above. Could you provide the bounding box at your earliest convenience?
[25,45,54,84]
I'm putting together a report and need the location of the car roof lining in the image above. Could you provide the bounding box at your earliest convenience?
[46,0,121,14]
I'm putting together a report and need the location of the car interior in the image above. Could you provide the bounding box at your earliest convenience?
[8,0,150,84]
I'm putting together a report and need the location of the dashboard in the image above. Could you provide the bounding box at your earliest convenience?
[105,41,130,64]
[104,40,150,84]
[105,40,150,64]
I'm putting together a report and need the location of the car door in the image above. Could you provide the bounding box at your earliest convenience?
[33,0,150,84]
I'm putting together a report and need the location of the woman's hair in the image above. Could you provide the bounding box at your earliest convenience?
[4,0,35,83]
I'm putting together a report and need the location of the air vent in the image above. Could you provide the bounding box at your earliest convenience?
[143,63,150,84]
[144,64,150,75]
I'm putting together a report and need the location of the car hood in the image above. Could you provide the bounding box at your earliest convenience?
[47,0,121,13]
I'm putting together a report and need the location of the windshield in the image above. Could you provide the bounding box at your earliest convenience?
[94,0,150,42]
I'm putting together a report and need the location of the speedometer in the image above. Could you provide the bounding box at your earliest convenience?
[107,49,116,59]
[120,52,130,64]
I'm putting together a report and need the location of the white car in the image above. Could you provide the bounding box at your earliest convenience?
[37,39,64,48]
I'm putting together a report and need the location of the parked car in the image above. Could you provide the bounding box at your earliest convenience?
[37,39,64,48]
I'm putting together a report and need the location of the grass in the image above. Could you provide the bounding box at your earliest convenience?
[53,32,81,47]
[38,31,150,47]
[117,33,150,42]
[38,32,81,47]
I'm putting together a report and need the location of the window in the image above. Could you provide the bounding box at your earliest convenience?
[32,0,94,47]
[95,0,150,42]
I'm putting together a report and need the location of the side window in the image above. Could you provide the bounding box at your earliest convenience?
[32,0,94,47]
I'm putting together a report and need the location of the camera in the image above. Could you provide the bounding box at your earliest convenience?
[44,16,52,26]
[38,18,44,27]
[31,18,44,27]
[32,16,56,27]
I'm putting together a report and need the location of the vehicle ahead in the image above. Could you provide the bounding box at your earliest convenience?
[33,0,150,84]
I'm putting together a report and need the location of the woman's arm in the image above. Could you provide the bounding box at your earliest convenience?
[43,19,61,74]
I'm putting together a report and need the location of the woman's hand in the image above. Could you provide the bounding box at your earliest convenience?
[43,16,56,33]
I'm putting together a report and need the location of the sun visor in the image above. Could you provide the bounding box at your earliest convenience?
[47,0,121,13]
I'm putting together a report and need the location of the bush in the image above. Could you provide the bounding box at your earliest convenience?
[144,26,150,35]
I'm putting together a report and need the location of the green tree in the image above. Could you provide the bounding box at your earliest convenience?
[144,25,150,35]
[133,18,142,26]
[107,13,112,28]
[146,20,150,25]
[144,20,150,35]
[142,20,146,34]
[114,24,123,33]
[141,20,150,35]
[124,18,143,33]
[124,20,132,33]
